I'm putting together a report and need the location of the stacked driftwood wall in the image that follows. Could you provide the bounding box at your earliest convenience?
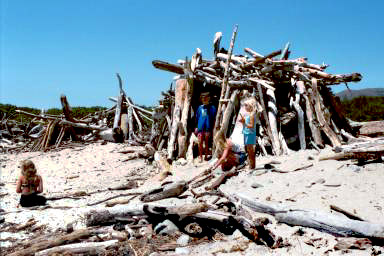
[152,25,362,159]
[11,74,153,152]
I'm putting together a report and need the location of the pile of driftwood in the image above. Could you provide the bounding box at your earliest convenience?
[152,25,363,159]
[6,74,153,152]
[3,163,384,255]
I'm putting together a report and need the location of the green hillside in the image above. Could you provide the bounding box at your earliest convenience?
[340,96,384,121]
[0,103,106,123]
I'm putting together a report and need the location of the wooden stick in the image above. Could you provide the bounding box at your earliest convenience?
[152,60,185,74]
[8,229,95,256]
[87,192,142,206]
[213,24,239,137]
[242,49,282,69]
[35,240,119,256]
[256,83,275,155]
[330,205,365,221]
[140,181,188,202]
[15,110,58,121]
[58,120,106,131]
[220,90,239,136]
[205,167,238,191]
[266,88,282,155]
[127,98,143,131]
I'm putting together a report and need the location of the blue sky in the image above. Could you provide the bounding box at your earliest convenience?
[1,0,383,109]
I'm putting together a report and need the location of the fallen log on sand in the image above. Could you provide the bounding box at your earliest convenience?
[233,193,384,240]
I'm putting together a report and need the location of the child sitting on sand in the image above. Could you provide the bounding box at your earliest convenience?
[16,160,47,207]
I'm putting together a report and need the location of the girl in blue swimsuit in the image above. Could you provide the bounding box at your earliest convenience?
[240,98,257,169]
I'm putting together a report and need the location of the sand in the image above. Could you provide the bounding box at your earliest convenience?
[1,141,383,255]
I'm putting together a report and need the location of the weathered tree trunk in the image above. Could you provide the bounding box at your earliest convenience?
[85,206,145,227]
[319,144,384,161]
[266,88,282,155]
[9,229,95,256]
[303,88,323,147]
[220,90,239,136]
[127,106,134,141]
[291,81,306,150]
[127,97,143,132]
[113,92,124,143]
[59,120,106,131]
[186,132,198,161]
[178,74,193,158]
[120,113,129,139]
[60,94,75,122]
[257,137,268,156]
[234,193,384,239]
[167,79,185,159]
[145,202,209,218]
[140,181,188,202]
[152,60,185,74]
[311,78,341,147]
[35,240,118,256]
[60,94,78,141]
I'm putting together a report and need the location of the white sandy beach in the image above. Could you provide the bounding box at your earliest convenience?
[1,141,383,255]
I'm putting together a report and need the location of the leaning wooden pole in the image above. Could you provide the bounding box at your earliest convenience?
[311,78,341,147]
[266,88,282,155]
[256,84,276,155]
[213,24,239,137]
[303,83,323,147]
[178,63,194,158]
[291,81,306,150]
[112,92,124,143]
[167,79,185,159]
[220,90,239,136]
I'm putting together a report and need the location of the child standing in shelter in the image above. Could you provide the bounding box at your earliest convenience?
[196,92,217,162]
[239,98,259,169]
[16,160,47,207]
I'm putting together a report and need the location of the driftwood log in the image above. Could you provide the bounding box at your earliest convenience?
[34,240,119,256]
[9,229,96,256]
[139,181,188,202]
[234,193,384,239]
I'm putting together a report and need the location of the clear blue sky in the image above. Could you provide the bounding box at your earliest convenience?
[1,0,383,109]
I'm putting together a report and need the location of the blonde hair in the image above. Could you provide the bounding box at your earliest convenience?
[243,97,257,115]
[214,129,227,158]
[20,160,37,178]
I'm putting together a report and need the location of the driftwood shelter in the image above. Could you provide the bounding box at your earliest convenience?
[4,26,383,166]
[6,26,379,164]
[151,25,363,161]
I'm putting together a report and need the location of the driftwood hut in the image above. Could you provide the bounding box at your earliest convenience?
[151,25,362,160]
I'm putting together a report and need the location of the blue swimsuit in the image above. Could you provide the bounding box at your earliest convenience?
[243,115,256,145]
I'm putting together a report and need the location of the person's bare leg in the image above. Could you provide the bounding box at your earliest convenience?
[246,145,256,169]
[204,132,210,160]
[198,133,203,162]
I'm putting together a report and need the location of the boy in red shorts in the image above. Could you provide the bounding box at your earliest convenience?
[196,92,216,162]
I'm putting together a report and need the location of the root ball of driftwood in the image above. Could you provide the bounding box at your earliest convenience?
[112,127,124,143]
[85,210,116,227]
